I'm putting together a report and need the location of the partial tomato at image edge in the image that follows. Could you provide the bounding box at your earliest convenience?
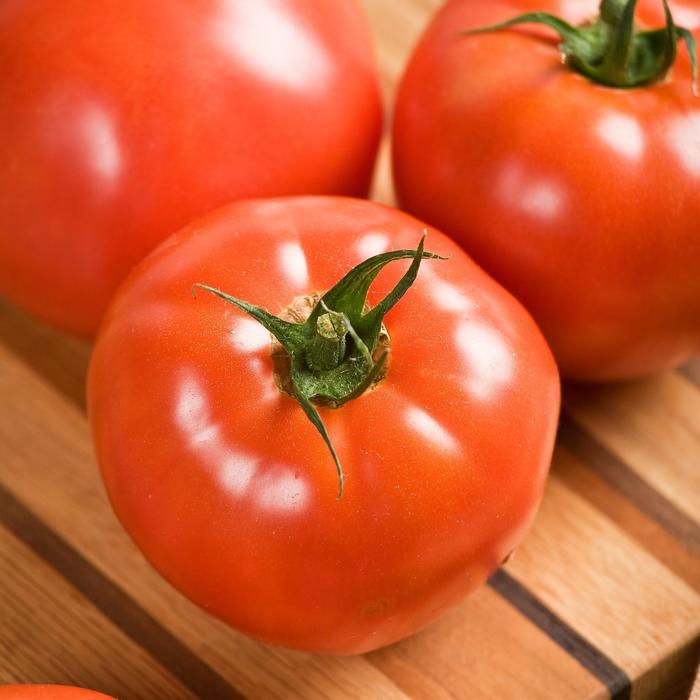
[393,0,700,380]
[0,0,382,336]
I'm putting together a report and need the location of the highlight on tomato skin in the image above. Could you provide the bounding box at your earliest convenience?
[0,686,116,700]
[392,0,700,381]
[87,195,561,655]
[0,0,382,337]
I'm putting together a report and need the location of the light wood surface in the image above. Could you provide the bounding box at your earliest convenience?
[1,1,699,698]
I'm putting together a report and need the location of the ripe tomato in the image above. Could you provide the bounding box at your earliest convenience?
[0,687,114,700]
[88,196,559,654]
[393,0,700,380]
[0,1,381,336]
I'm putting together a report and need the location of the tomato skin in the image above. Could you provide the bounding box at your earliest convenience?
[0,1,381,336]
[392,0,700,381]
[0,686,115,700]
[88,196,559,654]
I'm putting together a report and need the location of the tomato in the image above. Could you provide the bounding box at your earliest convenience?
[0,1,381,336]
[392,0,700,381]
[88,196,559,654]
[0,687,114,700]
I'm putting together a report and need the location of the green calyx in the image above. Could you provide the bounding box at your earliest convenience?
[463,0,698,92]
[195,235,445,498]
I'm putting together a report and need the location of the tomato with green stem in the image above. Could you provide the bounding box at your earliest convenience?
[88,196,559,653]
[0,0,381,336]
[393,0,700,380]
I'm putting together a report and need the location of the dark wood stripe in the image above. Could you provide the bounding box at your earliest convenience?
[0,483,244,700]
[559,415,700,558]
[555,444,700,592]
[488,569,631,700]
[679,358,700,389]
[0,298,90,409]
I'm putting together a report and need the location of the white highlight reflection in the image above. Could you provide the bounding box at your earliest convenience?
[456,321,514,400]
[81,105,121,186]
[246,358,281,404]
[175,373,307,510]
[671,6,700,27]
[559,0,597,24]
[357,232,390,258]
[423,271,477,314]
[497,162,563,221]
[597,113,644,160]
[405,406,460,455]
[278,242,309,288]
[175,380,219,447]
[229,318,271,352]
[257,471,306,510]
[211,0,332,92]
[220,452,257,495]
[521,182,561,218]
[668,112,700,177]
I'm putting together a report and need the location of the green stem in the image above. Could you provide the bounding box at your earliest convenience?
[305,310,348,373]
[195,236,445,498]
[462,0,698,92]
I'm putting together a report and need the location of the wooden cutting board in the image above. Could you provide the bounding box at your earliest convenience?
[1,1,699,698]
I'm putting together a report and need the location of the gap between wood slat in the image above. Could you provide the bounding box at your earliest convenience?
[0,483,244,700]
[558,414,700,559]
[553,443,700,592]
[488,570,631,700]
[0,298,90,409]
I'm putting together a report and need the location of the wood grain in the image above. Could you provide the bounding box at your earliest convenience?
[553,439,700,592]
[1,0,699,698]
[565,376,700,525]
[369,586,605,700]
[0,527,196,700]
[505,473,700,682]
[0,486,241,700]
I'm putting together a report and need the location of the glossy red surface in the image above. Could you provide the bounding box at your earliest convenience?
[0,0,382,335]
[88,196,560,654]
[393,0,700,380]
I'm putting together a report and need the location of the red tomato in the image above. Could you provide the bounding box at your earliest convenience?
[0,1,381,336]
[0,687,114,700]
[393,0,700,380]
[88,196,559,654]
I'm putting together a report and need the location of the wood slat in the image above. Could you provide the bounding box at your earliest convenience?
[0,297,90,409]
[369,586,605,700]
[554,439,700,593]
[505,470,700,699]
[0,526,196,699]
[361,0,441,208]
[361,0,438,99]
[487,570,629,698]
[0,486,242,700]
[565,375,700,529]
[559,414,700,560]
